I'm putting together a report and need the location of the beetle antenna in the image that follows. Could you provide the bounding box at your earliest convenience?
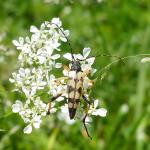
[95,54,125,64]
[51,23,75,60]
[77,53,125,65]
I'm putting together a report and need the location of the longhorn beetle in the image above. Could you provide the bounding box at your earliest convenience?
[47,23,124,139]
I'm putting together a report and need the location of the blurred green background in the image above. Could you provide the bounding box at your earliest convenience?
[0,0,150,150]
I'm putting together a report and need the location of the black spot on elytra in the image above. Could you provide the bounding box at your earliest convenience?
[68,85,74,93]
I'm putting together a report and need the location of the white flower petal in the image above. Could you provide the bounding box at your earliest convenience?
[23,124,32,134]
[141,57,150,63]
[55,63,62,68]
[19,37,24,44]
[83,47,91,58]
[56,96,64,102]
[91,68,97,75]
[64,30,69,36]
[30,25,39,33]
[12,40,20,47]
[60,36,67,42]
[61,104,68,113]
[81,64,90,71]
[37,56,46,64]
[51,18,62,27]
[63,53,72,61]
[85,116,92,123]
[86,57,95,65]
[9,78,15,83]
[12,100,23,113]
[63,69,69,76]
[32,116,41,129]
[51,54,60,60]
[50,108,57,113]
[94,100,99,108]
[58,112,75,125]
[93,108,107,117]
[12,105,20,113]
[76,54,83,60]
[33,122,40,129]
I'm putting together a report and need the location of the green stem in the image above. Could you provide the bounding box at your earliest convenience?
[135,63,147,150]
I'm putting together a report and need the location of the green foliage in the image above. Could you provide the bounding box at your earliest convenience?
[0,0,150,150]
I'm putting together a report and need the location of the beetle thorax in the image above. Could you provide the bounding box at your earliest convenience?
[71,60,81,72]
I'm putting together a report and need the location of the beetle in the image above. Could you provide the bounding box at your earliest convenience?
[47,23,123,139]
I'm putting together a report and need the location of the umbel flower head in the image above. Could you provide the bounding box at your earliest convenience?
[10,18,107,134]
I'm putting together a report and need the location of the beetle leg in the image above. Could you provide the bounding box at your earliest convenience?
[82,94,92,140]
[82,95,91,105]
[47,94,62,115]
[82,112,92,140]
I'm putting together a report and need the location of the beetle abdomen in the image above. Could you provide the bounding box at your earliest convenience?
[68,72,83,119]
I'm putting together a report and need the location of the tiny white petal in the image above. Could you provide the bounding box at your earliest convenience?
[63,69,69,76]
[40,23,45,30]
[37,56,46,64]
[63,53,72,61]
[12,105,20,113]
[51,54,60,60]
[23,124,32,134]
[33,123,40,129]
[56,96,64,102]
[83,47,91,58]
[55,63,62,68]
[51,18,62,27]
[93,108,107,117]
[12,100,23,113]
[76,54,83,60]
[9,78,15,83]
[64,30,69,36]
[19,37,24,44]
[30,25,39,33]
[86,57,95,65]
[61,104,68,113]
[50,108,57,113]
[85,116,92,123]
[94,100,99,108]
[141,57,150,63]
[91,68,97,75]
[12,40,20,47]
[60,36,67,42]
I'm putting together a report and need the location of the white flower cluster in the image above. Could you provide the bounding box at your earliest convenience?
[10,18,107,134]
[10,18,69,133]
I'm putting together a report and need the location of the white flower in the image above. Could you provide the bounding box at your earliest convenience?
[88,100,107,117]
[82,47,91,59]
[30,25,39,33]
[23,115,42,134]
[24,124,32,134]
[63,47,96,75]
[10,18,108,135]
[63,53,72,61]
[32,115,42,128]
[51,18,62,27]
[12,100,23,113]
